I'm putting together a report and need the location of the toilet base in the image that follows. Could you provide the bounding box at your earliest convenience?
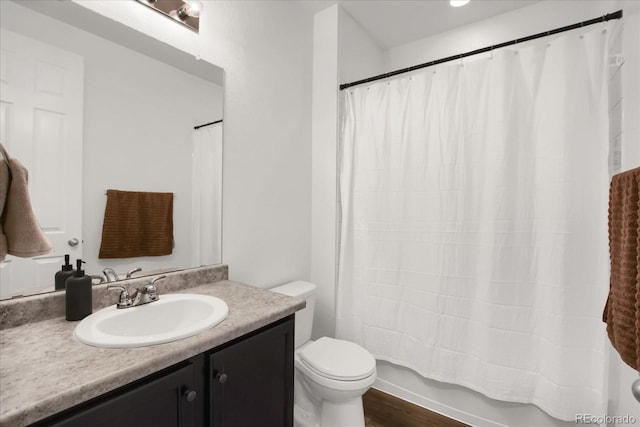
[320,397,365,427]
[293,339,375,427]
[294,404,318,427]
[293,396,365,427]
[294,368,370,427]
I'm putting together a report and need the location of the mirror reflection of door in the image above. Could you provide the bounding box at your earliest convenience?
[0,29,83,298]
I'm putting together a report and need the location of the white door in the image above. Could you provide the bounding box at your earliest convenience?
[0,29,84,298]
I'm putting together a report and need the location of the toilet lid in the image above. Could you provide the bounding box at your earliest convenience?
[299,337,376,381]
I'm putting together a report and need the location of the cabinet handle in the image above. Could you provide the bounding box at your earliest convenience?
[183,388,197,402]
[215,372,228,384]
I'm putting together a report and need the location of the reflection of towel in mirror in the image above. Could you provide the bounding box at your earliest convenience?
[99,189,173,259]
[603,166,640,370]
[0,144,53,260]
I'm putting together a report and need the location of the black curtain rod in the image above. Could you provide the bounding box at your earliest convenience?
[194,119,223,130]
[339,9,623,90]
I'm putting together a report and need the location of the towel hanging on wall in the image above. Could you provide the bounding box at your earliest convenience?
[0,143,53,260]
[98,189,173,259]
[603,166,640,370]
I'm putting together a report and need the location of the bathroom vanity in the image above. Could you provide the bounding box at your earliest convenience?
[34,316,294,427]
[0,265,304,427]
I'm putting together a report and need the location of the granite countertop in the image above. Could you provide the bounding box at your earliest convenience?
[0,279,305,426]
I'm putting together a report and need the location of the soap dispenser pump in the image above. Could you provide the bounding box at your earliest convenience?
[55,254,75,290]
[65,259,92,321]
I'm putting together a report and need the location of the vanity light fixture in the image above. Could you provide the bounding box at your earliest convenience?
[135,0,202,33]
[450,0,471,7]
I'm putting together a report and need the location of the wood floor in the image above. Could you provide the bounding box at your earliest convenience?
[363,388,470,427]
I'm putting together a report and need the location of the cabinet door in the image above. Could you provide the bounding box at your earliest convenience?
[40,362,199,427]
[209,316,294,427]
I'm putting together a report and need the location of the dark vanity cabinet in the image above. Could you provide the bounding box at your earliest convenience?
[33,316,294,427]
[36,362,201,427]
[209,316,294,426]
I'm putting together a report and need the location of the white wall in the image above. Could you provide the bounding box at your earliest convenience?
[72,1,314,288]
[1,1,223,277]
[310,5,385,340]
[337,8,386,84]
[311,5,339,340]
[386,1,625,71]
[204,2,313,288]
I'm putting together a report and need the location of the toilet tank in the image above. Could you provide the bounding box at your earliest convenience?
[270,281,316,348]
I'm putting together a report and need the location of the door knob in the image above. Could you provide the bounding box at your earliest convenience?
[183,388,197,402]
[215,372,228,384]
[632,378,640,403]
[68,238,79,247]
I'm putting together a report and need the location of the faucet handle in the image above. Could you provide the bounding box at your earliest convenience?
[126,267,142,279]
[107,284,132,309]
[142,275,166,301]
[150,275,166,285]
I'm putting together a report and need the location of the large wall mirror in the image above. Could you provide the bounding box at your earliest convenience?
[0,0,224,299]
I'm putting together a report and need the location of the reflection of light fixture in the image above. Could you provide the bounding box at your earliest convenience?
[170,1,203,21]
[135,0,202,32]
[181,1,203,19]
[450,0,470,7]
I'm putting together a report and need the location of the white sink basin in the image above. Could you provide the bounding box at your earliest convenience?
[74,294,229,348]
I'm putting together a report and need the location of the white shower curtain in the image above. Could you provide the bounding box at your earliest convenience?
[191,122,223,266]
[337,24,613,421]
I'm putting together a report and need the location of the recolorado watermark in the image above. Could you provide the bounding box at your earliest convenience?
[576,414,638,424]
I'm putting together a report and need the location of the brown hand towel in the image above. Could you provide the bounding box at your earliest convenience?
[99,189,173,259]
[603,166,640,370]
[0,144,53,259]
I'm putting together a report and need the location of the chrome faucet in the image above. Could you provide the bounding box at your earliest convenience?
[131,275,165,306]
[107,284,132,308]
[102,268,119,283]
[107,275,166,309]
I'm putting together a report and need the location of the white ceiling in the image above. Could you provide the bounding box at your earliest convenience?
[298,0,541,49]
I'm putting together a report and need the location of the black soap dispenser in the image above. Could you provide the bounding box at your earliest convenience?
[55,254,75,290]
[65,259,92,321]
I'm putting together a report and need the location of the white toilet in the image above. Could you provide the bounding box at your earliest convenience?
[271,281,376,427]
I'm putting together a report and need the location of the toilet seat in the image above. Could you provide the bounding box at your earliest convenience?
[296,356,376,393]
[299,337,376,381]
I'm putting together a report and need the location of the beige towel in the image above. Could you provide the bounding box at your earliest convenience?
[0,144,53,259]
[603,166,640,370]
[99,189,173,259]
